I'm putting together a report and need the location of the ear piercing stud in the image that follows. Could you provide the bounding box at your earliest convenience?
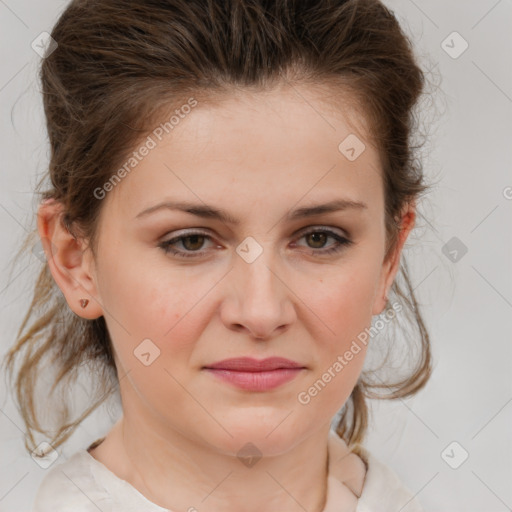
[80,299,89,308]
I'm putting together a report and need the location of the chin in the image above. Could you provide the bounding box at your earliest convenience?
[202,418,307,459]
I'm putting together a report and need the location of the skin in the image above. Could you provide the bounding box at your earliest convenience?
[38,82,415,512]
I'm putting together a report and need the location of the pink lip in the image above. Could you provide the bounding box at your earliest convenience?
[203,357,306,391]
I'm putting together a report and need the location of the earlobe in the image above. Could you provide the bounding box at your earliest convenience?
[37,199,103,319]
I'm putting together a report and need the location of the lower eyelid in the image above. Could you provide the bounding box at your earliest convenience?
[159,233,214,253]
[159,229,351,257]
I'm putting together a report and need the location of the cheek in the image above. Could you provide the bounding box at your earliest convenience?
[98,263,208,417]
[98,248,201,330]
[293,263,377,407]
[304,262,380,346]
[94,253,202,374]
[298,277,372,414]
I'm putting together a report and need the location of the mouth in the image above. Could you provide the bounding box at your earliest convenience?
[202,357,306,391]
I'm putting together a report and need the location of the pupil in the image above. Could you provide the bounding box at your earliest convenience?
[181,233,329,252]
[309,233,326,248]
[184,235,203,250]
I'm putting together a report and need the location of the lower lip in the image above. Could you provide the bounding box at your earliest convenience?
[203,368,305,391]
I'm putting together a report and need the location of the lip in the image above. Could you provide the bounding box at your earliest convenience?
[204,357,304,371]
[202,357,306,391]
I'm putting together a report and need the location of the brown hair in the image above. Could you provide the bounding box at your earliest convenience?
[3,0,439,457]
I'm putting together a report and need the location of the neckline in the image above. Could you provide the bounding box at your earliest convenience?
[326,430,370,500]
[81,432,372,511]
[84,441,170,510]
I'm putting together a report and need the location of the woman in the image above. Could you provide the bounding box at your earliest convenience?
[4,0,434,510]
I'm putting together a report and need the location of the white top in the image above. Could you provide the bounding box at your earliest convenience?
[31,431,424,512]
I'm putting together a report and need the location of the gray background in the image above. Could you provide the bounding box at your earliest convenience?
[1,1,511,511]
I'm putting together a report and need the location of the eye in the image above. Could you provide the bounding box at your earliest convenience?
[158,230,215,258]
[158,227,353,259]
[292,227,353,256]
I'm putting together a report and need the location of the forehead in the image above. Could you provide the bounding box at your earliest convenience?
[104,83,383,221]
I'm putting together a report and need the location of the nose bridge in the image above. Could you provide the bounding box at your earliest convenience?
[227,234,293,337]
[236,234,281,302]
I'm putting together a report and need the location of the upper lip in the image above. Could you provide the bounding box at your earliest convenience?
[203,357,305,372]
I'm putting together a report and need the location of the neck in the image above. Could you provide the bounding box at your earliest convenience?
[104,413,332,512]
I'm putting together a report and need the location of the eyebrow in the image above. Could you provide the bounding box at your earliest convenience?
[134,198,367,224]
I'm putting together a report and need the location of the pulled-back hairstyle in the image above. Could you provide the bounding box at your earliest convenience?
[3,0,438,457]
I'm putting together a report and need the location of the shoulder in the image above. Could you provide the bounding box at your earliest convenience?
[31,450,110,512]
[326,431,424,512]
[356,447,424,512]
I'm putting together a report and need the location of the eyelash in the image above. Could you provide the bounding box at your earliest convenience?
[158,228,353,259]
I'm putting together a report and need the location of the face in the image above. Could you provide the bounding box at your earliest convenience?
[41,83,414,457]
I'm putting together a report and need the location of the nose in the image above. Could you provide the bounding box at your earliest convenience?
[220,246,296,341]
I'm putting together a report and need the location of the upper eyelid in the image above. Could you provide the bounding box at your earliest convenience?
[159,226,352,260]
[160,227,350,255]
[163,225,348,240]
[295,225,348,237]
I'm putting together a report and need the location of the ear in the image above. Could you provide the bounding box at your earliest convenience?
[37,199,103,319]
[372,201,416,316]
